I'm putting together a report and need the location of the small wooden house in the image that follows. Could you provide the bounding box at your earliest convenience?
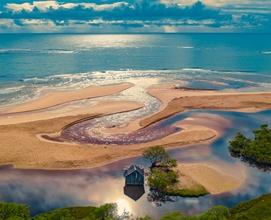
[124,165,144,186]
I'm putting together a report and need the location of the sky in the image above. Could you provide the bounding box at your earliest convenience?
[0,0,270,33]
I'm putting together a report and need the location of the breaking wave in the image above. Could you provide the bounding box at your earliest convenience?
[0,48,76,54]
[2,68,271,106]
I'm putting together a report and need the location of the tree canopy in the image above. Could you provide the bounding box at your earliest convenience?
[229,124,271,168]
[143,146,176,168]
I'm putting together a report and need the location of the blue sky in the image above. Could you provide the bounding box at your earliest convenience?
[0,0,270,33]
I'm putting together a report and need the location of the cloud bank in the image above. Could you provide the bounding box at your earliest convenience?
[0,0,270,33]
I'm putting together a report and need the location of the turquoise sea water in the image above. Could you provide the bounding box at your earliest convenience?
[0,33,271,104]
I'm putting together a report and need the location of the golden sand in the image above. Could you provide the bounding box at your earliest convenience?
[178,163,245,194]
[1,82,271,171]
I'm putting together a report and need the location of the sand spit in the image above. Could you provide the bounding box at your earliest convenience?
[178,163,245,194]
[0,112,216,169]
[141,85,271,127]
[0,82,133,114]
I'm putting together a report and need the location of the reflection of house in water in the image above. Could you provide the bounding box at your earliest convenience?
[123,165,145,201]
[124,185,145,201]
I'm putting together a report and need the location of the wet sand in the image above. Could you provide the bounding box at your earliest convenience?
[0,101,144,125]
[0,114,216,169]
[141,84,271,127]
[0,82,133,114]
[1,83,271,170]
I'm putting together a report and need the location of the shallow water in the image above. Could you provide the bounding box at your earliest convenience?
[1,33,271,105]
[0,110,271,218]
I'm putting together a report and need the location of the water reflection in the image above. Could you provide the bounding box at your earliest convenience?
[0,110,271,218]
[124,186,145,201]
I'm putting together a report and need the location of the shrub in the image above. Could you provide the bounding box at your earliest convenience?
[33,203,118,220]
[148,168,178,192]
[0,202,30,220]
[229,124,271,167]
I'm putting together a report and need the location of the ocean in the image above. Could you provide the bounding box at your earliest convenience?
[0,33,271,105]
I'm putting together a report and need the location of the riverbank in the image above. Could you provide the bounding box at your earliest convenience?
[1,83,271,169]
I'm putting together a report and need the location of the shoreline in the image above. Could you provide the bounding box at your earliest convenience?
[0,82,133,115]
[1,82,271,170]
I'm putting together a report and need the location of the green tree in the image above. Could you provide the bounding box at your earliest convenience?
[229,124,271,166]
[143,146,176,168]
[229,132,250,156]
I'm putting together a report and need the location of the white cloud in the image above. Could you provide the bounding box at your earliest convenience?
[81,2,129,11]
[5,1,130,13]
[33,1,59,12]
[0,19,16,28]
[160,0,250,7]
[5,2,34,12]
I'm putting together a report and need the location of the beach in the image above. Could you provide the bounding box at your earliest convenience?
[1,82,271,171]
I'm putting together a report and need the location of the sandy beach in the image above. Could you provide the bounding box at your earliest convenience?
[0,82,133,114]
[0,114,216,169]
[1,82,271,171]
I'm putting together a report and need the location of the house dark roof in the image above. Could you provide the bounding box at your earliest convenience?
[124,165,144,177]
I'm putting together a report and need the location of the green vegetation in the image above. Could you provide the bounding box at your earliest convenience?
[161,206,230,220]
[230,193,271,220]
[148,168,178,193]
[144,146,208,198]
[229,124,271,167]
[0,203,118,220]
[143,146,177,168]
[0,202,30,220]
[1,194,271,219]
[166,184,208,198]
[33,203,118,220]
[159,193,271,220]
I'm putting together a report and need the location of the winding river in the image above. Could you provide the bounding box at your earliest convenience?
[1,109,271,218]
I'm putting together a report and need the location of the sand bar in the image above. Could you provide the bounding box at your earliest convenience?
[0,113,216,169]
[141,85,271,127]
[178,163,245,194]
[0,82,133,114]
[2,83,271,169]
[0,101,143,125]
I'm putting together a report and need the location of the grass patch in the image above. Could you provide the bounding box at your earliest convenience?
[166,184,208,197]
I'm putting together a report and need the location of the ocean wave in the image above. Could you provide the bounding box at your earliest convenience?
[0,85,25,94]
[179,46,194,49]
[262,51,271,55]
[2,68,271,106]
[0,48,76,54]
